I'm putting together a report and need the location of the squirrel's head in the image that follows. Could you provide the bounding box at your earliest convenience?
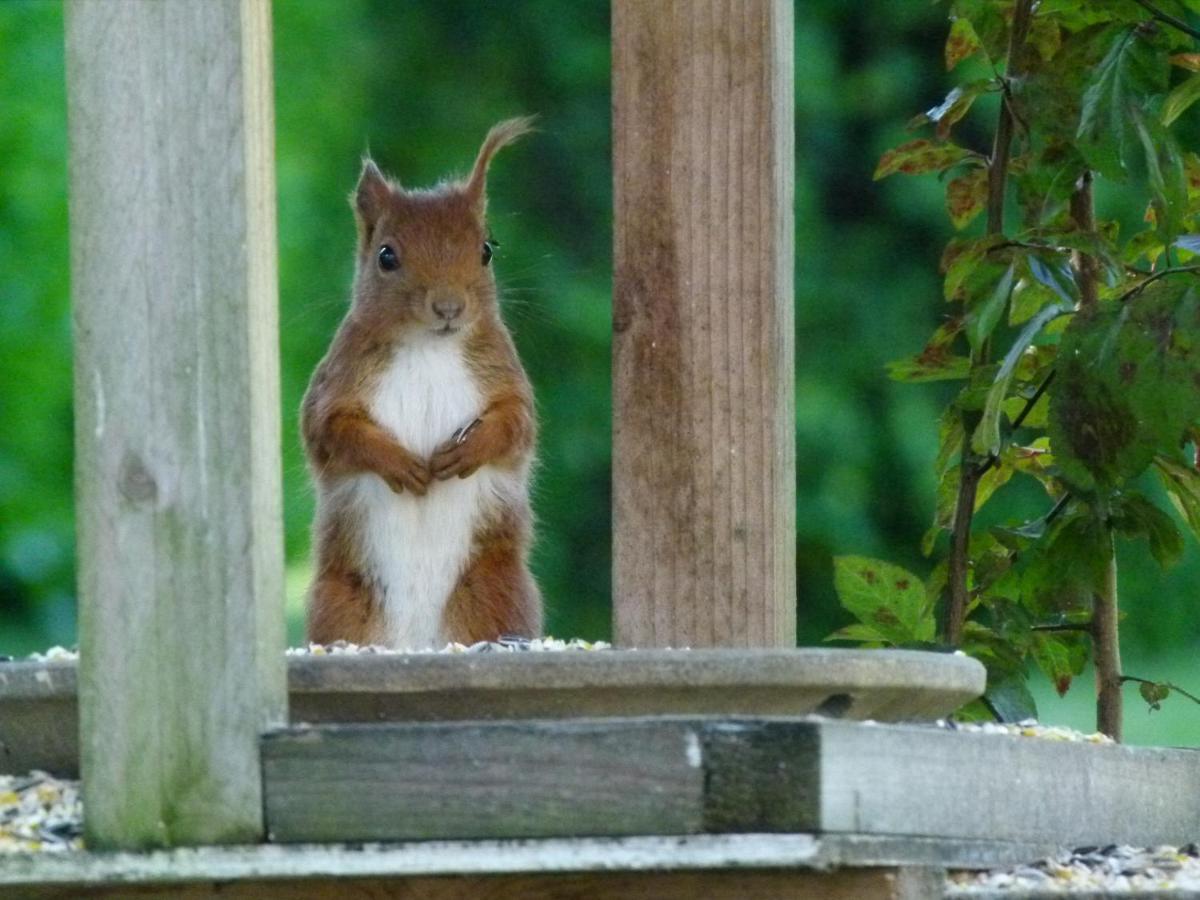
[348,117,534,339]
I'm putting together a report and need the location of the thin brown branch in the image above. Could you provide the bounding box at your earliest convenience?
[985,0,1035,236]
[1132,0,1200,41]
[944,0,1035,647]
[1121,675,1200,707]
[1070,172,1099,309]
[1030,622,1092,633]
[1118,265,1200,303]
[1093,537,1123,741]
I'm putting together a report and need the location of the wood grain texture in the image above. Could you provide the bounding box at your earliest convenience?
[67,0,285,848]
[262,720,706,842]
[263,718,1200,847]
[814,721,1200,846]
[612,0,796,648]
[9,869,942,900]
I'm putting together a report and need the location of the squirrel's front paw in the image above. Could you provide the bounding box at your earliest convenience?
[382,451,432,496]
[432,417,487,480]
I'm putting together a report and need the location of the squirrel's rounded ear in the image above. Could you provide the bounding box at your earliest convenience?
[465,116,536,215]
[352,158,393,230]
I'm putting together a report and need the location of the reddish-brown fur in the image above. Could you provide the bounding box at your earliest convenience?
[301,118,541,647]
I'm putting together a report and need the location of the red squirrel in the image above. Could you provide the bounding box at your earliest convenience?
[301,118,541,649]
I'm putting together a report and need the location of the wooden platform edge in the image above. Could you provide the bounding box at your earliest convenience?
[261,717,1200,847]
[0,833,1053,887]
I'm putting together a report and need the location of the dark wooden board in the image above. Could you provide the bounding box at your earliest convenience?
[263,719,706,842]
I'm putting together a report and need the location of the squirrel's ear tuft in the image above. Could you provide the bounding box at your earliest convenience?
[465,116,536,215]
[352,157,393,230]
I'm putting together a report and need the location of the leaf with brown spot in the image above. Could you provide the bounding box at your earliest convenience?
[832,556,935,645]
[1048,282,1200,490]
[947,166,989,230]
[946,17,984,70]
[909,81,993,140]
[1138,680,1170,712]
[1032,628,1089,700]
[874,139,975,181]
[887,317,970,383]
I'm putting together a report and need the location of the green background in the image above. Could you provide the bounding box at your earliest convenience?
[0,0,1196,745]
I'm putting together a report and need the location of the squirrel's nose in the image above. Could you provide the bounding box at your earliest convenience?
[432,295,465,321]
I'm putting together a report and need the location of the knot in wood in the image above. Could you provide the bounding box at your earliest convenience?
[118,451,158,506]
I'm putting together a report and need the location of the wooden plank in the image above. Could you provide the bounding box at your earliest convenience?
[3,869,945,900]
[812,721,1200,847]
[611,0,796,647]
[262,720,706,842]
[263,718,1200,847]
[66,0,285,848]
[708,719,1200,846]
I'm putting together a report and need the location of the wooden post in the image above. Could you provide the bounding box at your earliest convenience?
[612,0,795,647]
[67,0,285,848]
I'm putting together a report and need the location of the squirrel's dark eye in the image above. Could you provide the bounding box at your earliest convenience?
[378,244,399,272]
[481,241,493,266]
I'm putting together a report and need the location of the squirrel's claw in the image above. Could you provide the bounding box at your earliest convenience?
[383,455,431,496]
[434,417,485,479]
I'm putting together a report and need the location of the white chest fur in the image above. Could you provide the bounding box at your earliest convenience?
[345,337,500,649]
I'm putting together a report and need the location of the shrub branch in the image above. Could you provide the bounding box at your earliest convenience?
[944,0,1035,645]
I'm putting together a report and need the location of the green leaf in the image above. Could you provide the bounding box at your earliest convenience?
[949,0,1008,61]
[1138,680,1171,711]
[1170,53,1200,72]
[824,623,888,644]
[942,234,1009,302]
[1031,632,1088,697]
[912,81,993,141]
[1028,15,1063,62]
[1048,282,1200,491]
[1010,438,1057,482]
[1153,453,1200,542]
[1163,72,1200,126]
[1133,110,1188,244]
[924,410,965,556]
[1027,254,1078,305]
[887,319,970,383]
[1124,229,1167,267]
[1112,491,1185,567]
[875,139,976,180]
[974,455,1014,514]
[832,556,934,645]
[887,356,970,384]
[1019,511,1111,619]
[967,262,1016,352]
[1076,26,1170,180]
[946,166,989,230]
[1010,280,1059,326]
[985,672,1039,723]
[972,301,1071,456]
[946,16,984,70]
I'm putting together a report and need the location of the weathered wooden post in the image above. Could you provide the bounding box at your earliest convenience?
[612,0,796,648]
[67,0,285,847]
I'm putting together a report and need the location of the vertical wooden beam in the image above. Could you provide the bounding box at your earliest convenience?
[612,0,795,647]
[67,0,285,848]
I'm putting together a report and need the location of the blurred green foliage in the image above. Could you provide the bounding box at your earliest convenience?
[0,2,1196,743]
